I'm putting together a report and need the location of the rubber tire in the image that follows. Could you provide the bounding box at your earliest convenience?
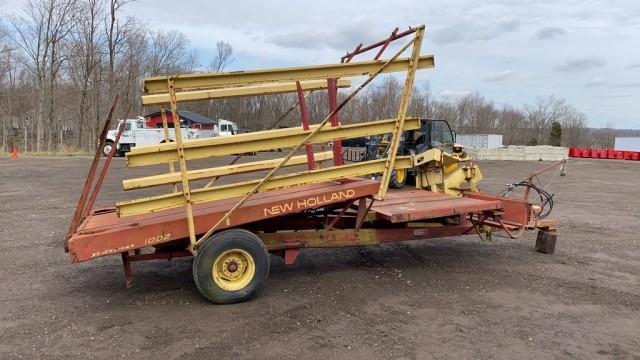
[535,230,557,254]
[102,141,114,157]
[193,229,269,304]
[389,169,406,189]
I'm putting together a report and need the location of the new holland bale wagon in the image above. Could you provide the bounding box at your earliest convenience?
[65,26,560,304]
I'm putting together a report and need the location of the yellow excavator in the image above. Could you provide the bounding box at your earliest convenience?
[363,118,482,196]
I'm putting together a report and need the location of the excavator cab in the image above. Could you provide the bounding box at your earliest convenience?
[362,119,479,192]
[363,119,455,161]
[406,119,456,155]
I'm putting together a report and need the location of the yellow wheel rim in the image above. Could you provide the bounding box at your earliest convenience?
[212,249,256,291]
[396,169,406,183]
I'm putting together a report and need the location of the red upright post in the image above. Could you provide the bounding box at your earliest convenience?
[327,78,343,166]
[295,81,315,170]
[82,105,131,218]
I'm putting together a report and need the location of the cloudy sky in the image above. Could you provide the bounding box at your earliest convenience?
[4,0,640,128]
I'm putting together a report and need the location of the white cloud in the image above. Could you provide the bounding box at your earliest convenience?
[598,93,633,99]
[612,82,640,88]
[626,62,640,69]
[586,77,605,87]
[484,70,514,82]
[431,19,521,45]
[554,57,605,72]
[440,89,472,98]
[534,27,566,40]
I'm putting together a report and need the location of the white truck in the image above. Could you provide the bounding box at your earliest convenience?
[103,118,201,156]
[217,119,240,136]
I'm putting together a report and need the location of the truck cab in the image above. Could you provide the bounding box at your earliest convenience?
[104,118,197,156]
[217,119,239,137]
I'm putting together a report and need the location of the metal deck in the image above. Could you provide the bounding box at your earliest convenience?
[69,178,507,263]
[371,189,502,223]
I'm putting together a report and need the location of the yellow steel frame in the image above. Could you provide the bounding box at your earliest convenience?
[126,117,420,167]
[123,151,334,190]
[377,26,425,199]
[166,78,196,247]
[159,106,178,192]
[142,79,352,105]
[192,31,422,249]
[144,56,434,94]
[117,156,413,217]
[122,25,431,252]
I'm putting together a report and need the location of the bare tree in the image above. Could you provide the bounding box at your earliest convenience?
[0,23,15,152]
[597,122,616,148]
[366,76,401,120]
[432,100,457,127]
[106,0,133,96]
[525,95,571,145]
[406,86,433,119]
[146,29,197,76]
[454,93,497,133]
[117,20,146,111]
[12,0,77,152]
[561,112,588,147]
[208,41,233,72]
[497,105,526,145]
[1,3,600,153]
[68,0,104,150]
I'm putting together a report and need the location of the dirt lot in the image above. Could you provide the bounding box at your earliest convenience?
[0,155,639,359]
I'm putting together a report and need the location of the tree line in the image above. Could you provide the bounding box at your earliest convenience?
[1,0,203,153]
[184,76,616,149]
[0,0,621,153]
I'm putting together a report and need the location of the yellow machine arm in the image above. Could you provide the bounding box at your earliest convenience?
[412,147,482,196]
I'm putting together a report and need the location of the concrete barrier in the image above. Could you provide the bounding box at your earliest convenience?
[464,145,568,161]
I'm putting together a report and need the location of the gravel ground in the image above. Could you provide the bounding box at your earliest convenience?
[0,155,639,359]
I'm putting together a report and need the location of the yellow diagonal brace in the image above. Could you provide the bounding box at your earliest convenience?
[377,26,425,200]
[142,79,352,105]
[125,117,421,167]
[167,78,197,248]
[123,151,334,190]
[116,156,413,217]
[143,56,435,95]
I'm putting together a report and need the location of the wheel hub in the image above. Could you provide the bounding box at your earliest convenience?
[212,249,256,291]
[220,256,245,279]
[227,261,238,273]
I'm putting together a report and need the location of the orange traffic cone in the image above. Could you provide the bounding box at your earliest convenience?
[10,147,18,158]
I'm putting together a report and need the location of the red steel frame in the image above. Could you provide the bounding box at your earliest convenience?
[327,78,343,166]
[66,96,119,251]
[295,81,316,170]
[257,27,419,171]
[68,174,554,287]
[341,27,417,63]
[331,26,418,167]
[68,179,381,263]
[82,105,132,218]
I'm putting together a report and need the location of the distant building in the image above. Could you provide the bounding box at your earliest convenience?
[456,134,503,149]
[144,110,217,130]
[615,137,640,151]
